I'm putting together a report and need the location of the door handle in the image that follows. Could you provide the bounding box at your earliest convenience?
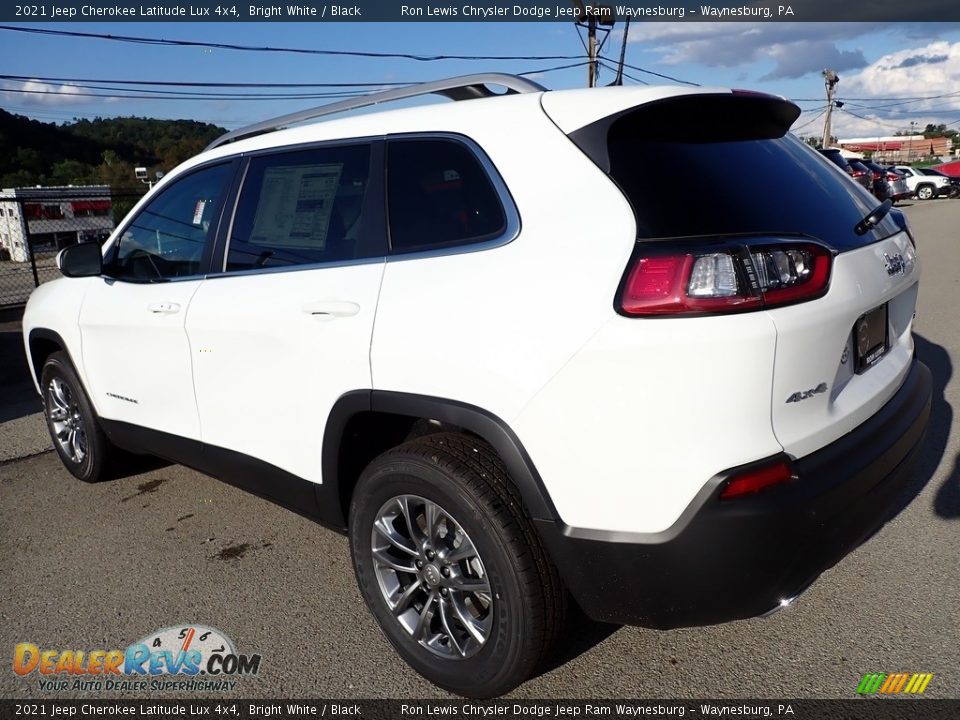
[147,302,181,314]
[301,301,361,319]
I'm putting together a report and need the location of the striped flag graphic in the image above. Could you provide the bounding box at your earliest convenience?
[857,672,933,695]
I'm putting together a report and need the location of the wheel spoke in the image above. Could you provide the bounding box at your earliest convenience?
[396,496,425,546]
[373,518,418,557]
[48,406,68,422]
[72,429,86,462]
[390,579,422,615]
[51,379,71,410]
[442,536,478,564]
[450,596,487,645]
[373,547,417,574]
[437,598,466,657]
[447,574,490,594]
[424,501,439,545]
[413,591,436,639]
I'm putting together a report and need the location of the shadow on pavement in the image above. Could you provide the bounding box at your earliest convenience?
[913,334,959,519]
[0,323,42,423]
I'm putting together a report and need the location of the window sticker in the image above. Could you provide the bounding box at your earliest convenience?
[192,200,206,226]
[249,164,344,249]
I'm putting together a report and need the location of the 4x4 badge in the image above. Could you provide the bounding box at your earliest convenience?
[884,253,906,276]
[786,382,827,403]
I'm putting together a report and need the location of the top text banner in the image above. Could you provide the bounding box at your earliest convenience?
[5,0,960,22]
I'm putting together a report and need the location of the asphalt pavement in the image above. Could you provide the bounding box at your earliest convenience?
[1,199,958,700]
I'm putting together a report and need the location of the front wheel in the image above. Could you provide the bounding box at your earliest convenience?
[40,351,115,482]
[916,184,935,200]
[349,432,564,698]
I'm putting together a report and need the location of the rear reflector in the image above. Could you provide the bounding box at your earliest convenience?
[620,240,832,316]
[719,459,795,500]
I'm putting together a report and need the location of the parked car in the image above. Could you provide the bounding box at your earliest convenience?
[818,148,874,193]
[23,76,931,698]
[858,159,893,202]
[890,165,952,200]
[882,167,913,203]
[915,167,960,198]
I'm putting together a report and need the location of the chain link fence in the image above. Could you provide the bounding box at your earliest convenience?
[0,190,145,309]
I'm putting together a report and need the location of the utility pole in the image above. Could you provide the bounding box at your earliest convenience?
[821,69,839,149]
[613,15,631,86]
[908,120,916,163]
[587,16,598,87]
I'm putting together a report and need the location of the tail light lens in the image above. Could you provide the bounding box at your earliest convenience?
[719,459,795,500]
[886,173,900,182]
[620,240,832,316]
[872,171,883,181]
[851,169,866,178]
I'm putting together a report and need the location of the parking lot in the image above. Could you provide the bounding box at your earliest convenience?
[1,199,957,700]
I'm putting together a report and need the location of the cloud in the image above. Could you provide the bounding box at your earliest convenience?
[626,22,958,80]
[844,40,960,99]
[824,41,960,137]
[896,53,949,68]
[761,42,867,80]
[0,80,91,107]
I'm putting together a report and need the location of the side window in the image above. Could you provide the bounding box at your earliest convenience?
[387,138,507,254]
[225,144,372,271]
[110,163,232,281]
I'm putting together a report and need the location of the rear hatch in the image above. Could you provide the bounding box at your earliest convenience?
[547,90,920,459]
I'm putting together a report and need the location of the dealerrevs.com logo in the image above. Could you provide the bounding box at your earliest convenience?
[13,625,261,692]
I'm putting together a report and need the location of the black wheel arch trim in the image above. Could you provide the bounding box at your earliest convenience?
[321,390,562,525]
[27,328,74,387]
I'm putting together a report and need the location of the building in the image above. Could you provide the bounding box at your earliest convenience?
[836,135,952,164]
[0,185,114,263]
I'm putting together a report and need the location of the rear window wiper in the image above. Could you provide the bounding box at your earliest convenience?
[854,199,892,236]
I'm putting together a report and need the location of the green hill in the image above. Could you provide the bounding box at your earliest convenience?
[0,109,226,191]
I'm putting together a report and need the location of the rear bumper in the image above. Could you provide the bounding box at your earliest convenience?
[537,359,932,628]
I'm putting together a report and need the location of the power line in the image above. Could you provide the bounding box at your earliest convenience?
[0,73,416,88]
[620,61,700,86]
[0,25,589,62]
[791,106,829,132]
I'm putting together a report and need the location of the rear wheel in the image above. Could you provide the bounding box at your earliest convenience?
[40,352,116,482]
[916,184,934,200]
[349,432,564,698]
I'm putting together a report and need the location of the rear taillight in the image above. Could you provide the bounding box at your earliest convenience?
[719,459,795,500]
[886,173,899,182]
[619,240,832,316]
[851,169,866,178]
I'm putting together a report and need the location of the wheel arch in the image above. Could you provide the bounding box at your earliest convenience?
[320,390,561,530]
[27,328,72,391]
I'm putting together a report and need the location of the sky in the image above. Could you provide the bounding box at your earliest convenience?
[1,21,959,143]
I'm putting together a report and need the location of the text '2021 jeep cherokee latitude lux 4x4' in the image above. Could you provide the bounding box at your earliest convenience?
[24,75,931,698]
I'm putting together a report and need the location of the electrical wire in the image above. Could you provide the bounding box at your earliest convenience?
[791,106,828,132]
[0,25,590,62]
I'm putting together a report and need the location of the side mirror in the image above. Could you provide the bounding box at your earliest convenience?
[57,242,103,278]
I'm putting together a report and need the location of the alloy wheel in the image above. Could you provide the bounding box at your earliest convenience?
[371,494,493,659]
[47,377,87,464]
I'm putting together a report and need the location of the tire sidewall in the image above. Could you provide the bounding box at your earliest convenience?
[40,353,103,482]
[350,456,533,697]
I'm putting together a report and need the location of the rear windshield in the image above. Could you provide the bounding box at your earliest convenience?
[579,95,900,250]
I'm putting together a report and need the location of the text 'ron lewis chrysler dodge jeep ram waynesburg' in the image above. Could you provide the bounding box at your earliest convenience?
[24,74,931,697]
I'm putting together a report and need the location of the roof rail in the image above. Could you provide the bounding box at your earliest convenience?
[205,73,547,151]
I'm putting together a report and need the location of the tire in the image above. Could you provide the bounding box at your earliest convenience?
[349,432,565,698]
[916,184,934,200]
[40,351,115,482]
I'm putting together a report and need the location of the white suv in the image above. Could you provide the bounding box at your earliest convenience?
[891,164,952,200]
[23,75,931,697]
